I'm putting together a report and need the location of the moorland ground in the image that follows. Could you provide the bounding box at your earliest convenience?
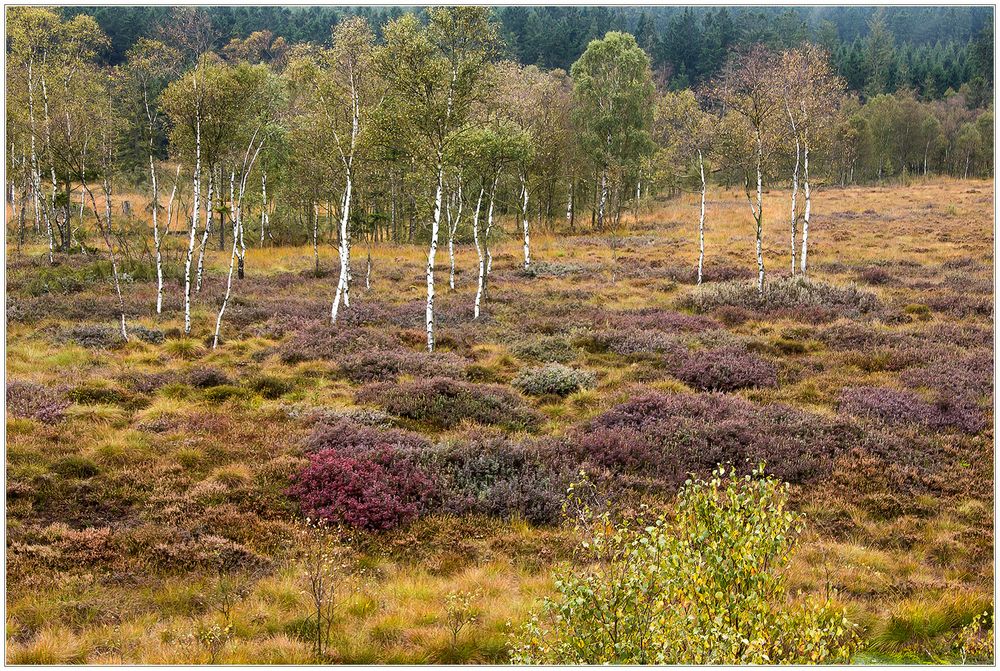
[5,177,994,663]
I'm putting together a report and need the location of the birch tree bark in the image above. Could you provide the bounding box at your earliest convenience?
[787,105,800,275]
[425,150,444,350]
[446,176,463,290]
[800,128,811,276]
[471,185,485,319]
[194,170,214,292]
[520,171,530,268]
[697,149,707,285]
[183,106,201,336]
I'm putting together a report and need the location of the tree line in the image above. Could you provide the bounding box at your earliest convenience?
[6,6,995,352]
[65,5,993,103]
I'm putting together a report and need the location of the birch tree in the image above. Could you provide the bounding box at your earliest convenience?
[779,45,845,275]
[122,39,179,313]
[377,8,500,351]
[712,47,782,296]
[652,90,716,284]
[570,32,655,233]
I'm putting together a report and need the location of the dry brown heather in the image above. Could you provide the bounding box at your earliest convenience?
[5,177,994,663]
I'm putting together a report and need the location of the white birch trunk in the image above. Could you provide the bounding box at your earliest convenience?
[195,170,214,293]
[790,135,800,275]
[471,186,485,319]
[157,166,180,314]
[213,173,239,349]
[565,187,573,225]
[446,178,463,291]
[520,172,530,269]
[183,110,202,336]
[425,153,444,351]
[697,149,706,286]
[331,173,353,322]
[260,170,268,244]
[800,131,811,276]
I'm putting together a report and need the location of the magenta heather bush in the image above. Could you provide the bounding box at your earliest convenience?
[287,448,437,530]
[673,346,778,392]
[900,350,992,399]
[356,378,542,432]
[289,419,435,530]
[6,381,70,424]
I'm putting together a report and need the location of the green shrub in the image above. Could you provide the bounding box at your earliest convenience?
[512,364,596,397]
[510,466,858,664]
[202,385,253,403]
[245,374,294,399]
[50,455,99,479]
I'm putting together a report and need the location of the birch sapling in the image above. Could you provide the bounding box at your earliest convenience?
[194,170,214,292]
[183,102,201,336]
[471,186,485,318]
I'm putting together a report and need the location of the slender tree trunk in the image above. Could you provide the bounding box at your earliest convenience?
[365,245,372,291]
[697,149,706,285]
[426,153,444,351]
[260,170,268,245]
[790,134,800,275]
[472,185,485,319]
[447,177,463,291]
[157,166,180,314]
[27,59,52,264]
[331,172,353,322]
[149,154,162,312]
[184,111,202,336]
[520,171,530,269]
[213,173,240,349]
[800,132,811,276]
[313,201,320,277]
[566,182,573,230]
[597,168,608,231]
[195,169,214,293]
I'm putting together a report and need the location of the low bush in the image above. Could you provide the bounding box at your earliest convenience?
[188,367,231,389]
[288,420,436,531]
[568,392,862,490]
[429,434,571,525]
[277,325,401,364]
[337,350,467,384]
[67,381,148,410]
[594,308,720,333]
[572,328,685,358]
[49,455,100,479]
[356,378,542,432]
[682,276,879,319]
[511,466,858,663]
[245,374,295,399]
[513,364,596,397]
[63,324,122,349]
[838,386,984,434]
[6,381,70,424]
[512,335,576,363]
[202,385,253,403]
[672,347,777,392]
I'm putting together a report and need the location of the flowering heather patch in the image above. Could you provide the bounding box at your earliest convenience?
[593,307,720,333]
[838,385,985,434]
[288,448,437,530]
[429,434,572,525]
[277,324,402,364]
[187,367,232,388]
[338,349,468,384]
[6,380,70,424]
[856,266,897,285]
[512,335,577,363]
[288,419,435,530]
[513,363,596,397]
[900,350,993,399]
[63,323,122,349]
[356,377,543,432]
[672,346,778,392]
[573,328,687,358]
[567,392,860,490]
[682,276,880,318]
[817,322,914,351]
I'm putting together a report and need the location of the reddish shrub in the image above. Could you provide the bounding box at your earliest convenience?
[356,378,542,432]
[593,308,720,333]
[288,448,436,531]
[673,347,778,392]
[278,324,401,364]
[6,381,69,424]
